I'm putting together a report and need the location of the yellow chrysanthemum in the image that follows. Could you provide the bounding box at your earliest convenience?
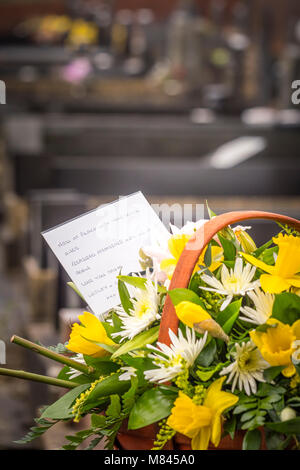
[66,311,116,357]
[160,234,223,280]
[241,234,300,294]
[167,377,238,450]
[250,318,300,377]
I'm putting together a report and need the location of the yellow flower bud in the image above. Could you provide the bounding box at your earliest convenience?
[280,407,297,422]
[238,230,257,253]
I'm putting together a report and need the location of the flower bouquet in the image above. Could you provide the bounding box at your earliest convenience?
[1,208,300,451]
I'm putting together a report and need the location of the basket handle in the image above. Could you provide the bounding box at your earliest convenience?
[158,210,300,346]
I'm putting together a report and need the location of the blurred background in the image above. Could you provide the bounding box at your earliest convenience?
[0,0,299,450]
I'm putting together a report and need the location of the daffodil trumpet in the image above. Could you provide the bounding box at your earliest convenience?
[241,234,300,294]
[167,377,238,450]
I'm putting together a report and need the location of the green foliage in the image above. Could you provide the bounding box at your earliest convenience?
[118,278,133,314]
[83,356,120,375]
[111,325,159,359]
[265,418,300,434]
[218,234,236,261]
[152,419,176,450]
[41,384,90,420]
[83,373,130,409]
[168,288,206,309]
[63,377,140,450]
[242,428,262,450]
[128,387,177,430]
[196,338,216,367]
[216,299,242,334]
[117,275,166,294]
[233,384,285,431]
[260,246,278,265]
[15,415,58,445]
[46,342,69,354]
[196,361,228,382]
[272,293,300,325]
[67,282,85,301]
[263,366,285,383]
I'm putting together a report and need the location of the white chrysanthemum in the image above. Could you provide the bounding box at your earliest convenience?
[119,366,137,381]
[144,327,208,384]
[66,354,86,380]
[112,273,160,341]
[142,219,208,283]
[220,341,269,395]
[169,219,208,236]
[240,287,274,325]
[200,257,259,311]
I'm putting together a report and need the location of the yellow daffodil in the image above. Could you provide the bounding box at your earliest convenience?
[66,311,116,357]
[175,301,212,328]
[160,234,223,280]
[175,301,229,342]
[167,377,238,450]
[250,319,300,377]
[241,234,300,294]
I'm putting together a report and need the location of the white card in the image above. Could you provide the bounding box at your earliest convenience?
[42,192,169,316]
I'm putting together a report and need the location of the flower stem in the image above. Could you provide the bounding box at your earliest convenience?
[11,335,95,375]
[0,367,81,389]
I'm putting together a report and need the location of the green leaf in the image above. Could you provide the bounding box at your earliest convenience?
[196,338,216,367]
[218,234,236,261]
[91,414,106,428]
[233,402,257,415]
[265,418,300,434]
[83,356,120,375]
[122,376,139,415]
[14,417,57,445]
[223,415,236,440]
[117,275,166,294]
[41,384,90,420]
[84,373,130,407]
[111,325,159,359]
[206,201,217,219]
[216,299,242,334]
[118,278,133,314]
[128,387,177,430]
[204,243,212,267]
[168,288,206,309]
[242,429,262,450]
[260,246,278,265]
[111,311,123,330]
[106,395,121,418]
[67,282,86,301]
[263,366,285,383]
[253,239,273,258]
[196,362,227,382]
[272,293,300,325]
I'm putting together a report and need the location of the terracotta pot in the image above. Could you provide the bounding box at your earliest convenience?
[117,211,300,450]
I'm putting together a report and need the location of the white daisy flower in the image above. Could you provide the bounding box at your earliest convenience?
[240,287,274,325]
[112,271,160,341]
[220,341,269,396]
[142,219,208,282]
[200,257,259,311]
[144,327,207,384]
[169,219,208,236]
[66,354,86,380]
[119,366,137,381]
